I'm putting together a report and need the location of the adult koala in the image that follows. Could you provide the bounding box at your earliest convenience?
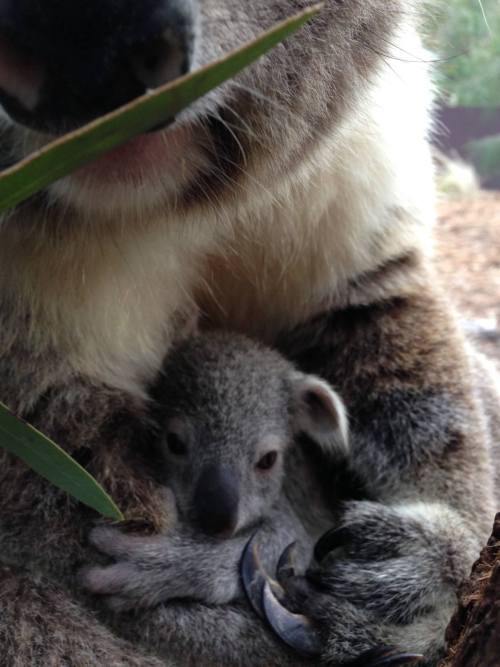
[0,1,498,666]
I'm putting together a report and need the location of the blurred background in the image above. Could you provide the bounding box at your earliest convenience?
[426,0,500,360]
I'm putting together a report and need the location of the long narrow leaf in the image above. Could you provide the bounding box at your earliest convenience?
[0,402,123,520]
[0,4,322,212]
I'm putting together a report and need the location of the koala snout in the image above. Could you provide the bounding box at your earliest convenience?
[0,0,198,132]
[193,464,240,538]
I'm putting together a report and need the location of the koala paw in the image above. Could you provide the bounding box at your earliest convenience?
[80,526,175,611]
[81,523,242,609]
[240,500,453,666]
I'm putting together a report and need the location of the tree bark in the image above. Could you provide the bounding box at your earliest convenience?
[438,513,500,667]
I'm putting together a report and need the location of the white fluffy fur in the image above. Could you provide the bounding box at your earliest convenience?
[0,22,435,401]
[293,372,350,456]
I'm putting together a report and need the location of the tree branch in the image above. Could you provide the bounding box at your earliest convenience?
[439,513,500,667]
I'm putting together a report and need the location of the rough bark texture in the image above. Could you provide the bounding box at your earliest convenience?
[439,513,500,667]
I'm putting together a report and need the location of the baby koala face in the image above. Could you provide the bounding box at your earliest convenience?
[153,333,348,539]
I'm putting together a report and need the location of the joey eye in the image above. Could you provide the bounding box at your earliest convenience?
[166,432,188,457]
[256,451,278,471]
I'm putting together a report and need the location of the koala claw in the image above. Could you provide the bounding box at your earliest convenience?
[261,579,422,665]
[262,579,322,658]
[241,533,320,657]
[314,526,350,563]
[264,571,423,666]
[241,531,268,618]
[242,533,424,666]
[241,531,285,619]
[276,541,298,584]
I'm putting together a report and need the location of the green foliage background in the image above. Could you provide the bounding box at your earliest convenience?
[426,0,500,108]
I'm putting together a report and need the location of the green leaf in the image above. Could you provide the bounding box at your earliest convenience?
[0,4,322,212]
[0,401,123,521]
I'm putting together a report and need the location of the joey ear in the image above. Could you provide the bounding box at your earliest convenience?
[291,373,349,456]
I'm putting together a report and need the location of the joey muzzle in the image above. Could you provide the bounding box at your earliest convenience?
[0,0,198,133]
[193,464,240,538]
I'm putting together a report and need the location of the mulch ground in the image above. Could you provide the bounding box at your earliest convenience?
[434,191,500,362]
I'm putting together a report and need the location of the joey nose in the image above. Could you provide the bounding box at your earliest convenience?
[193,465,240,538]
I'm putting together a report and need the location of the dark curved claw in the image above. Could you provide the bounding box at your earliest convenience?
[241,531,268,618]
[314,526,350,563]
[349,646,424,667]
[276,541,297,585]
[262,580,322,658]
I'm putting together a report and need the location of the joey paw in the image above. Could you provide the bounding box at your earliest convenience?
[81,525,184,610]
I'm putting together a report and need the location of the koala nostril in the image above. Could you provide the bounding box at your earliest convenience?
[130,30,190,91]
[0,37,44,112]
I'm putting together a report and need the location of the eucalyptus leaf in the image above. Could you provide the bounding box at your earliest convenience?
[0,4,322,212]
[0,402,123,520]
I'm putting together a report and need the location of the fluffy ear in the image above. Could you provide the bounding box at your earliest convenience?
[291,373,349,456]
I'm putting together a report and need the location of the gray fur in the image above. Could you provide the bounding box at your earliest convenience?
[153,332,348,535]
[0,1,498,666]
[82,332,346,612]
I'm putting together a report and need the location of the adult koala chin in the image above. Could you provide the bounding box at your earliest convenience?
[0,1,498,666]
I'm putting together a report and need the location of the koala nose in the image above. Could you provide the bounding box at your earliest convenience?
[193,464,240,538]
[0,0,197,133]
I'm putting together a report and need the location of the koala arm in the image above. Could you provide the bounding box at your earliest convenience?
[271,283,498,664]
[81,494,311,610]
[81,498,313,667]
[82,525,251,609]
[83,505,419,667]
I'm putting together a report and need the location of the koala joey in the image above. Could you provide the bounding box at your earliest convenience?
[82,332,349,650]
[83,333,423,665]
[154,331,348,539]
